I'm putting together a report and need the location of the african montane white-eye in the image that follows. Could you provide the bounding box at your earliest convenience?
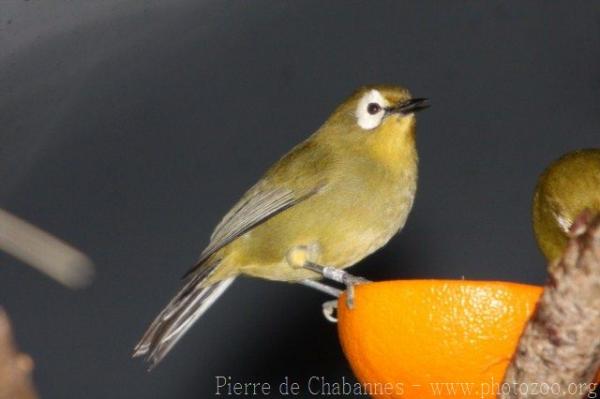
[532,149,600,263]
[133,85,429,367]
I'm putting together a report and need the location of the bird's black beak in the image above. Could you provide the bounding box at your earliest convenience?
[387,98,430,115]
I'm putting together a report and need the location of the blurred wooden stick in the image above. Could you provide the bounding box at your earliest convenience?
[0,308,38,399]
[501,212,600,398]
[0,209,94,289]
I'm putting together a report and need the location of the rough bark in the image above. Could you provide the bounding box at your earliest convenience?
[501,212,600,398]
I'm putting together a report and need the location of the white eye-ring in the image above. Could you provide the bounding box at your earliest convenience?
[356,89,388,130]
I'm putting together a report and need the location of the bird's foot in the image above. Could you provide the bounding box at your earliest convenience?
[301,262,370,310]
[299,280,341,322]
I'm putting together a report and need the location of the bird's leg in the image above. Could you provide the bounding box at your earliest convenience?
[299,279,342,298]
[287,245,368,317]
[303,262,370,309]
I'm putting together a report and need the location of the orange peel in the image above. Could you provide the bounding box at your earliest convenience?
[337,280,543,398]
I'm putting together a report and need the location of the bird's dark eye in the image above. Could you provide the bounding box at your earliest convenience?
[367,103,381,115]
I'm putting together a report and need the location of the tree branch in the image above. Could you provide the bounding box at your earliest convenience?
[501,212,600,398]
[0,308,38,399]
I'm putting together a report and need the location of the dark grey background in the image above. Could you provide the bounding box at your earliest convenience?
[1,1,599,398]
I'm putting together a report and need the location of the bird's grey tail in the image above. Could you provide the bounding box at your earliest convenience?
[132,265,235,369]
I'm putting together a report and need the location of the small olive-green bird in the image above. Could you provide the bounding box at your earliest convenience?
[532,149,600,263]
[133,85,429,367]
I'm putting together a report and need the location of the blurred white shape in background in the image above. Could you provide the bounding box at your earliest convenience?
[0,209,94,289]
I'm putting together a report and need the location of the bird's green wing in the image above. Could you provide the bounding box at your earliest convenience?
[183,139,331,279]
[200,181,324,263]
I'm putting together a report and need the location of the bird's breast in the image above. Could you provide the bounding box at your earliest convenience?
[313,162,418,267]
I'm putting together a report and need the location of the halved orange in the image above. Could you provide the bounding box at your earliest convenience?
[337,280,543,399]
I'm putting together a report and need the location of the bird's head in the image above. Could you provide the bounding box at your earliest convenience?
[315,85,429,162]
[532,149,600,262]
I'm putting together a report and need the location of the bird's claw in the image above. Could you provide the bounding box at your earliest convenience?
[320,275,366,323]
[343,274,368,310]
[322,300,338,323]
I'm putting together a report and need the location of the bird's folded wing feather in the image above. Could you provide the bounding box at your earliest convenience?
[183,179,326,279]
[183,138,333,279]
